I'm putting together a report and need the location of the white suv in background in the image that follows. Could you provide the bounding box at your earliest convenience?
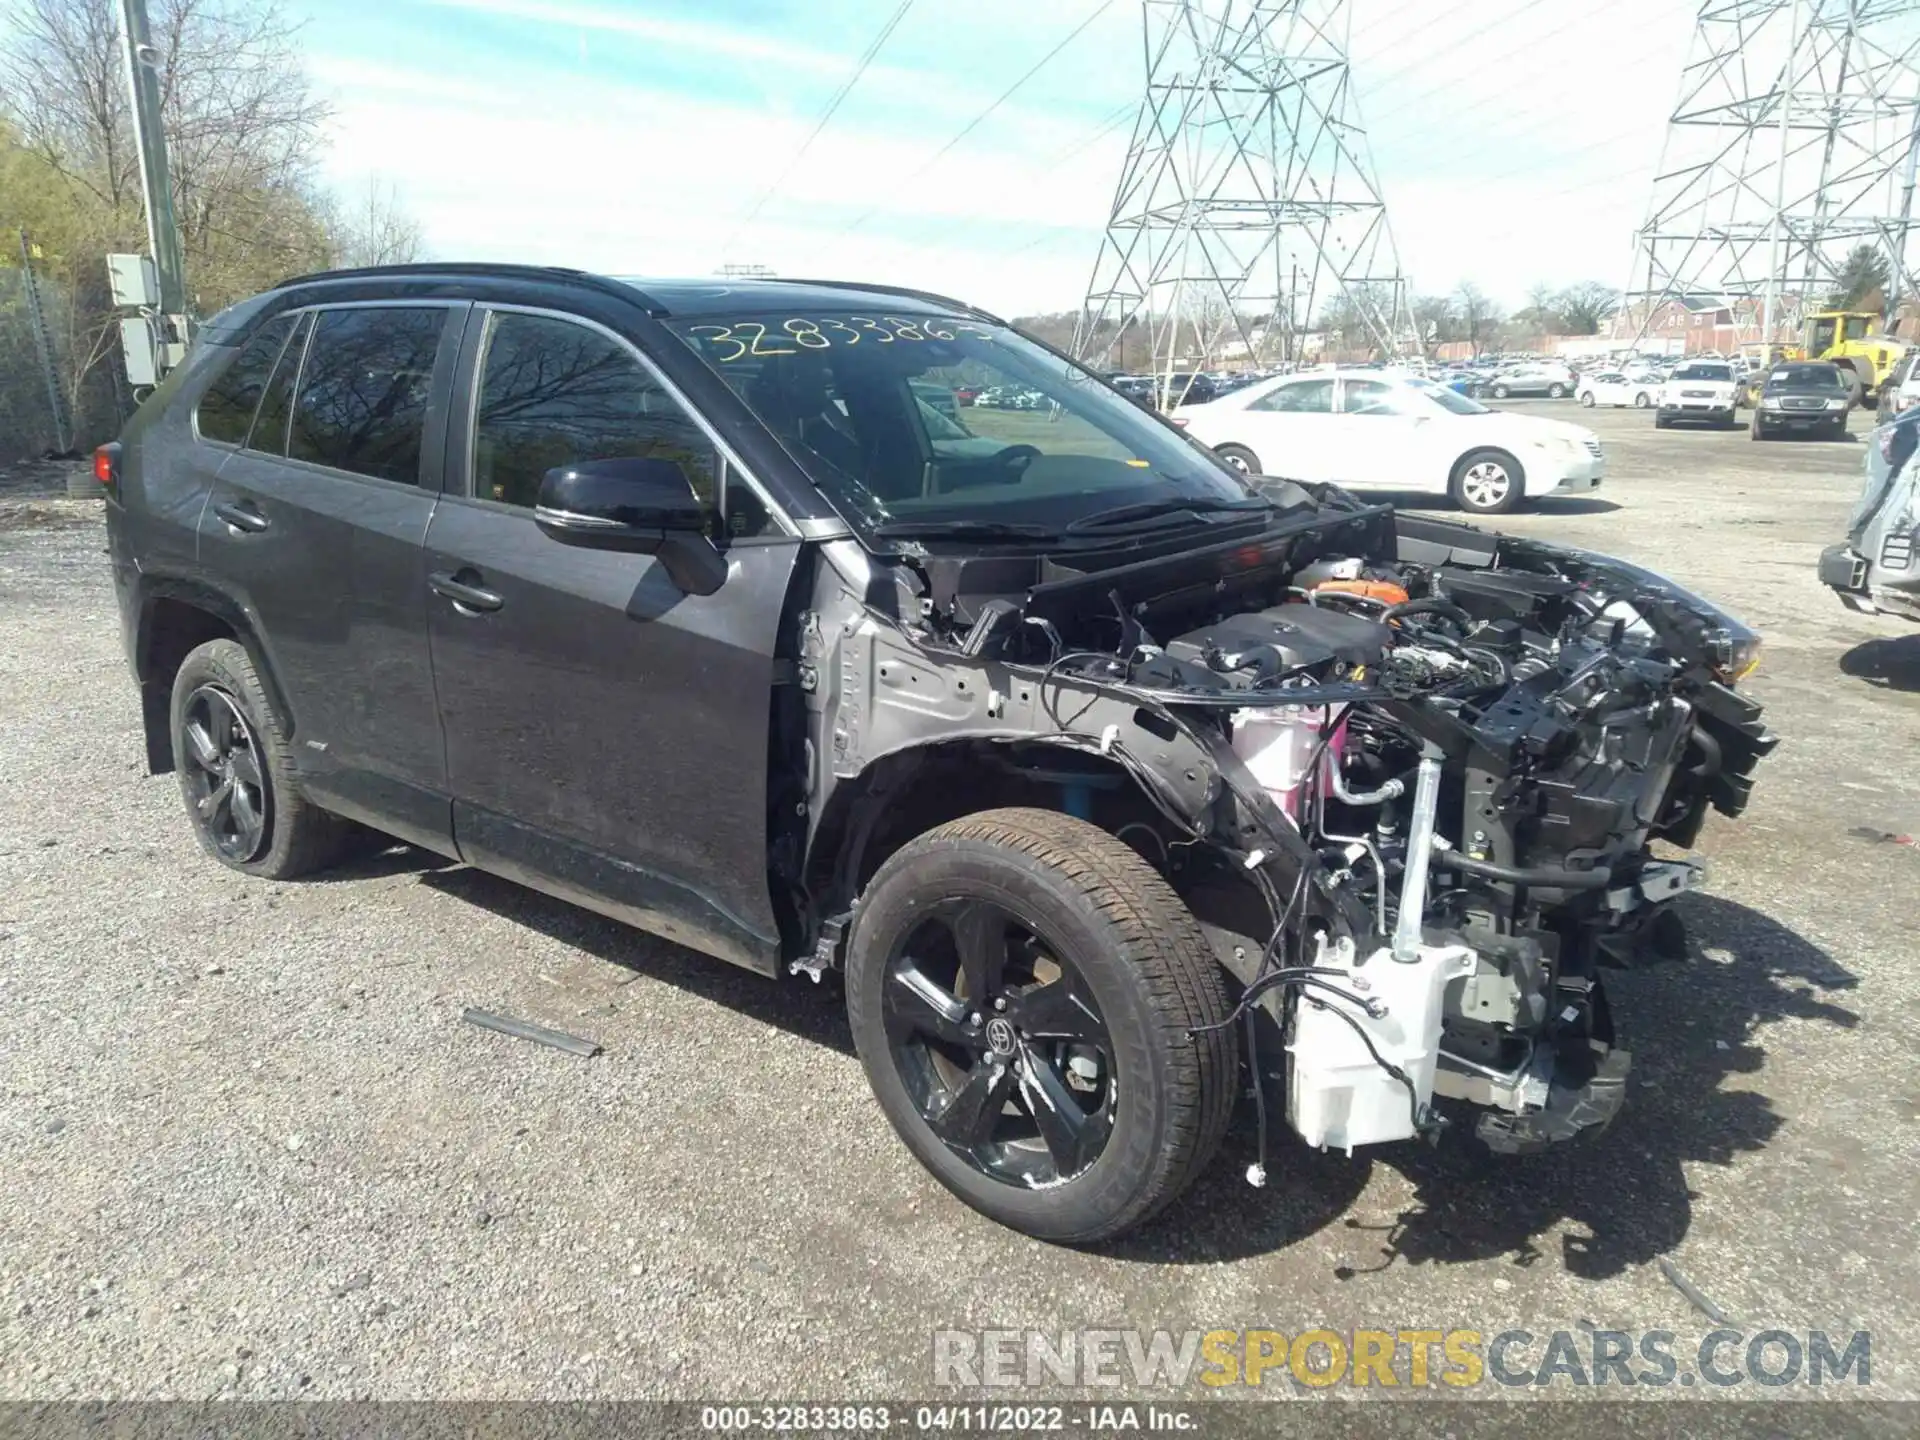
[1656,360,1740,429]
[1171,370,1604,514]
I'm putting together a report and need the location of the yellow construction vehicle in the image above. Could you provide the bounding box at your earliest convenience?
[1801,310,1909,405]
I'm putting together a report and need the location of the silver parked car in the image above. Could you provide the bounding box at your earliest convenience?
[1823,407,1920,620]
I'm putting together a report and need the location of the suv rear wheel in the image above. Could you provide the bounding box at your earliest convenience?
[170,639,355,878]
[845,809,1233,1244]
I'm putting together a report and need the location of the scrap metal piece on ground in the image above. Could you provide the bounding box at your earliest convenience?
[1848,826,1916,846]
[1657,1256,1731,1325]
[461,1007,602,1058]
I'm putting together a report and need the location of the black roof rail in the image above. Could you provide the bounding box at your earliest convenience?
[271,262,665,312]
[757,275,1005,325]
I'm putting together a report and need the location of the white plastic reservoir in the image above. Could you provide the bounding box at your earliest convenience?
[1287,936,1477,1153]
[1230,705,1343,821]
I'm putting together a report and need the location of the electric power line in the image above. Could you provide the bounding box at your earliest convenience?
[721,0,918,251]
[828,0,1118,243]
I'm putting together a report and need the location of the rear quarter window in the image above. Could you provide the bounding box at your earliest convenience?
[195,314,297,445]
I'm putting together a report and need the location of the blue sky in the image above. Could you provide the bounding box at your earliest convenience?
[303,0,1697,315]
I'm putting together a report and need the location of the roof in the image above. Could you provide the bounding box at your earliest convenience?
[271,263,997,322]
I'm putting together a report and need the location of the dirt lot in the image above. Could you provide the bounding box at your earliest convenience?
[2,405,1918,1407]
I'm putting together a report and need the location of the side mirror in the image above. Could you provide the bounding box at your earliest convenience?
[535,457,726,596]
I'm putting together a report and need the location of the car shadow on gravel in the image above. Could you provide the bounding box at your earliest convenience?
[1840,633,1920,692]
[1327,892,1858,1283]
[418,864,854,1054]
[1106,893,1857,1273]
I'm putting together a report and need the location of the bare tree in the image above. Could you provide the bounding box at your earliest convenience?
[1,0,349,440]
[326,178,426,268]
[1410,294,1454,356]
[1554,280,1620,336]
[1453,282,1503,357]
[2,0,336,295]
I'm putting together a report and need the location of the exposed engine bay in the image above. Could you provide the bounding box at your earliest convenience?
[795,485,1775,1161]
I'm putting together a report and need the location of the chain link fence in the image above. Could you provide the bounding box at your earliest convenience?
[1,265,127,464]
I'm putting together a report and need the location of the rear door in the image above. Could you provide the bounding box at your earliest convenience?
[423,305,801,972]
[200,301,466,852]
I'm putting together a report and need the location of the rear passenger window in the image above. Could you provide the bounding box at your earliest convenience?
[288,307,445,484]
[471,311,774,536]
[196,314,296,445]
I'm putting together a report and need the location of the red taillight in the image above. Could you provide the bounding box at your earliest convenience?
[1170,417,1189,428]
[93,444,119,486]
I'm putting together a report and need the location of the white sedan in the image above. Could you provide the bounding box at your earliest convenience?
[1578,371,1657,409]
[1171,370,1605,514]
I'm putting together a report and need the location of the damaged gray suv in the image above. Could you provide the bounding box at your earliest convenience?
[103,265,1775,1243]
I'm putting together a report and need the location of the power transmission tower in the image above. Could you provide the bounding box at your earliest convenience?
[1072,0,1407,401]
[1624,0,1920,348]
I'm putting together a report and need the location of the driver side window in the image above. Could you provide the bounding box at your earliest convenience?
[1251,378,1334,413]
[1340,379,1407,416]
[470,312,775,537]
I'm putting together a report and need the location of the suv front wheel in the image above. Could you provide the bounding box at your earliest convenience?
[170,639,354,878]
[846,809,1233,1244]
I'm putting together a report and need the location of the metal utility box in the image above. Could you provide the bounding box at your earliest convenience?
[107,253,159,309]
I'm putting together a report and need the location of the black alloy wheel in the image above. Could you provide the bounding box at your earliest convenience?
[846,809,1233,1243]
[883,897,1115,1188]
[179,684,270,862]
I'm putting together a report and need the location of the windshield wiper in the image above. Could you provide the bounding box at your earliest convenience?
[869,518,1062,541]
[1064,495,1274,533]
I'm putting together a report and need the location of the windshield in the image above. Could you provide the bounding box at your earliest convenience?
[668,313,1251,535]
[1409,379,1487,415]
[1765,364,1845,392]
[1672,363,1732,381]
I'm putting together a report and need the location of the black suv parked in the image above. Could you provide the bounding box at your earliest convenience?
[106,265,1770,1243]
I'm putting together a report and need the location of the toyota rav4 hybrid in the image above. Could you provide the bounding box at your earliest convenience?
[1655,360,1740,429]
[102,266,1775,1244]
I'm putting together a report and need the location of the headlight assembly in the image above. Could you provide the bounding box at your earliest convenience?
[1709,627,1764,682]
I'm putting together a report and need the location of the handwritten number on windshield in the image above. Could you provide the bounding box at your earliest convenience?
[687,316,999,361]
[686,324,746,362]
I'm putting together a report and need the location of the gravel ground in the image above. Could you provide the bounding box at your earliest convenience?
[1,411,1917,1410]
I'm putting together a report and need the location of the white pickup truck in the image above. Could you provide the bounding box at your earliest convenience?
[1655,359,1740,430]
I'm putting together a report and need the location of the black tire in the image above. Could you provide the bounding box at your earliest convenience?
[1490,383,1510,399]
[1547,383,1566,399]
[1634,392,1651,408]
[1449,447,1524,514]
[170,638,355,879]
[1653,414,1670,429]
[846,808,1233,1244]
[1211,443,1262,476]
[1579,391,1595,408]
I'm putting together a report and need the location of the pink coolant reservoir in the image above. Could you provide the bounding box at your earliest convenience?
[1228,705,1348,823]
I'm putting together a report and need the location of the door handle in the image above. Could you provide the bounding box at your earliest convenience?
[429,570,504,613]
[212,500,270,534]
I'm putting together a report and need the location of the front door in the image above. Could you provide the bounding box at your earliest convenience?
[423,306,801,972]
[1334,377,1431,490]
[200,301,466,852]
[1237,375,1339,483]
